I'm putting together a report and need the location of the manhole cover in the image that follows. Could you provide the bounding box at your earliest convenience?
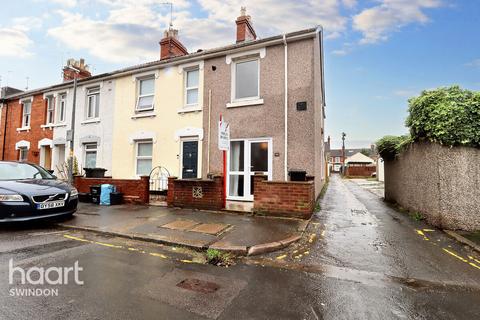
[176,278,220,294]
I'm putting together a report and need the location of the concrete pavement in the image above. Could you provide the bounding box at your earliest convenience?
[58,203,308,255]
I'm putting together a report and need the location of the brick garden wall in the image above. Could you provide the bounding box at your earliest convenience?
[74,176,150,204]
[253,174,315,219]
[345,165,376,177]
[167,175,224,211]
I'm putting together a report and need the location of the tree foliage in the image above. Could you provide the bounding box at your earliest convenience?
[406,86,480,147]
[376,135,412,161]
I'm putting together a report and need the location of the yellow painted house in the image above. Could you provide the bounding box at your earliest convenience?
[111,54,205,180]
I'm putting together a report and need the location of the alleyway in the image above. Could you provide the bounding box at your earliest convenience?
[0,174,479,319]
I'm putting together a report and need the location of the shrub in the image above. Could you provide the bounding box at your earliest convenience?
[406,86,480,147]
[376,135,412,161]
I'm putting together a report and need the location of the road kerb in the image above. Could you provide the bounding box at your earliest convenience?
[444,230,480,253]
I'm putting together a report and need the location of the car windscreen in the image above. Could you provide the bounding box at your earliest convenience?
[0,163,55,180]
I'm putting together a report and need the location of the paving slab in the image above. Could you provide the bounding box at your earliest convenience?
[59,203,307,255]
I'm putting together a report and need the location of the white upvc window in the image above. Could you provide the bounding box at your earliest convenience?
[21,101,31,128]
[19,147,28,162]
[86,87,100,119]
[84,143,98,169]
[46,96,55,124]
[233,57,260,101]
[135,141,153,176]
[136,77,155,112]
[57,93,66,123]
[184,68,199,106]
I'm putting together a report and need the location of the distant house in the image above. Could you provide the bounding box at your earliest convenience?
[345,152,376,177]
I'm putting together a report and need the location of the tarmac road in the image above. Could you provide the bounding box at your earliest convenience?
[0,174,479,319]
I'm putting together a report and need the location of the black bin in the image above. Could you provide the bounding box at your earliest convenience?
[110,192,124,205]
[78,192,91,203]
[289,169,307,181]
[90,185,101,204]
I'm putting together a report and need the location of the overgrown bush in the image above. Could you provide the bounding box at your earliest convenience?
[376,135,412,161]
[406,86,480,147]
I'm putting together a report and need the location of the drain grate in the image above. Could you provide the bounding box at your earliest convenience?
[176,278,220,294]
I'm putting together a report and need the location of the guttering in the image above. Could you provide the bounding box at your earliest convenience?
[283,34,288,181]
[3,29,318,101]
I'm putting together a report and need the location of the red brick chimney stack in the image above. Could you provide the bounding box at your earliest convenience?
[160,29,188,60]
[62,58,91,82]
[236,7,257,43]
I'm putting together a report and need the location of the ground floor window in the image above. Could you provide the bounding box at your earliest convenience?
[18,147,28,162]
[136,141,153,176]
[84,143,98,168]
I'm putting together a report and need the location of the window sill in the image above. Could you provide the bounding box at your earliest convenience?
[226,98,264,108]
[81,118,101,125]
[16,126,31,132]
[131,112,157,119]
[177,105,202,114]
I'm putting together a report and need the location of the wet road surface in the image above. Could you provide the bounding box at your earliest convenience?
[0,174,479,319]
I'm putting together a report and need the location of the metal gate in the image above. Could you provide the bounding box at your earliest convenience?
[149,166,170,193]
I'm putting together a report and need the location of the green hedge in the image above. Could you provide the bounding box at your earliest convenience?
[376,135,412,161]
[406,86,480,147]
[377,86,479,160]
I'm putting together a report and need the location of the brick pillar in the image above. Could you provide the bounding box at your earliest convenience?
[212,175,224,209]
[253,172,267,197]
[167,177,177,207]
[140,176,150,204]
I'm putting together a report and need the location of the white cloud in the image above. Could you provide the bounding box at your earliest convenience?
[332,49,348,56]
[0,27,34,58]
[47,0,77,7]
[11,16,43,31]
[465,59,480,68]
[353,0,443,44]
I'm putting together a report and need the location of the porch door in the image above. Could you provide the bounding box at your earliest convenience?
[228,139,271,201]
[44,146,52,170]
[181,140,198,179]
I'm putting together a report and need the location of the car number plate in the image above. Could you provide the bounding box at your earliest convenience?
[37,200,65,210]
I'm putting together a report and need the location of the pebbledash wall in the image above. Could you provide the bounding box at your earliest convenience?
[384,142,480,231]
[202,29,326,199]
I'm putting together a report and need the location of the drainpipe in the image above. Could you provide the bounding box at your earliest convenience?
[207,89,212,175]
[1,102,8,161]
[283,34,288,181]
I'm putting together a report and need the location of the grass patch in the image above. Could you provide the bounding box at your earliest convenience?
[410,211,424,221]
[206,249,234,266]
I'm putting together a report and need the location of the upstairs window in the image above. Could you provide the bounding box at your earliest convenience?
[184,68,199,106]
[86,87,100,119]
[234,58,259,100]
[46,96,55,124]
[22,101,31,128]
[58,93,66,123]
[84,143,97,169]
[136,77,155,112]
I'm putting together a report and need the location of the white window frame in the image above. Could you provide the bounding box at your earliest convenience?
[18,147,28,162]
[135,140,153,177]
[135,76,155,112]
[57,93,67,123]
[86,87,100,120]
[231,56,260,103]
[184,67,199,107]
[21,100,32,128]
[83,143,98,169]
[46,96,55,124]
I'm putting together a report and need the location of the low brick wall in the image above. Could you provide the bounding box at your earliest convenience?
[167,175,224,210]
[74,176,150,204]
[253,174,315,219]
[345,165,376,177]
[385,142,480,231]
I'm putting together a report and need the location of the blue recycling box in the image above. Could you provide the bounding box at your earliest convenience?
[100,184,116,206]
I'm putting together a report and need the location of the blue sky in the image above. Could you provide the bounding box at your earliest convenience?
[1,0,479,149]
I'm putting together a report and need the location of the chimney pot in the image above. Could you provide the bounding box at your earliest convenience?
[62,58,92,82]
